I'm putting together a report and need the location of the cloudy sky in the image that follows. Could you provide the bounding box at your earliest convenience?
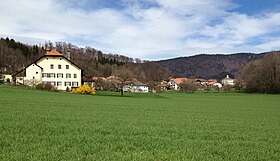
[1,0,280,60]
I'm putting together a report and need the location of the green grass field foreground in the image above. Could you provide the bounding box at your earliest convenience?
[0,87,280,160]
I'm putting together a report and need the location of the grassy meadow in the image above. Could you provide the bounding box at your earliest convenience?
[0,86,280,160]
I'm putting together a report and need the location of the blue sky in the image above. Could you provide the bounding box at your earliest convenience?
[1,0,280,60]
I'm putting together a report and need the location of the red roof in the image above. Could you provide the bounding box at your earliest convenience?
[208,79,217,83]
[45,50,63,56]
[173,78,189,85]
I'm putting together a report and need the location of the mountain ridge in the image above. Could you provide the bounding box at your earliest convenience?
[157,52,267,80]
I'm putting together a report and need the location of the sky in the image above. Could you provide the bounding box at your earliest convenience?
[1,0,280,60]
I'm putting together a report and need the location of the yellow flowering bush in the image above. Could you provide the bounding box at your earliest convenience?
[72,84,96,95]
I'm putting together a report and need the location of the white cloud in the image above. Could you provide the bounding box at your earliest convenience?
[0,0,280,60]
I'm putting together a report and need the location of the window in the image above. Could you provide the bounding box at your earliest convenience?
[36,72,38,74]
[43,73,56,78]
[58,65,61,69]
[57,81,62,86]
[57,73,63,78]
[50,73,55,78]
[33,76,35,79]
[50,64,54,69]
[65,81,71,86]
[72,82,78,87]
[66,73,71,78]
[66,65,69,69]
[50,82,56,86]
[43,81,55,86]
[73,74,77,78]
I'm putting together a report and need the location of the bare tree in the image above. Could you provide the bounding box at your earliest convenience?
[179,80,197,93]
[112,67,134,96]
[238,52,280,93]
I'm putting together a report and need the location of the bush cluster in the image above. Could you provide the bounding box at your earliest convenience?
[72,84,96,95]
[36,83,57,91]
[179,80,197,93]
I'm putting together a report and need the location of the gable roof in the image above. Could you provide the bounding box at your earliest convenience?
[32,63,43,69]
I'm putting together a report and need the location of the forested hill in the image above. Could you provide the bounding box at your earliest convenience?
[0,37,170,83]
[157,53,266,80]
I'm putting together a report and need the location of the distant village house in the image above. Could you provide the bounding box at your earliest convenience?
[221,75,235,86]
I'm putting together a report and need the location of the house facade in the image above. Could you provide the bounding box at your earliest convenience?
[16,49,82,90]
[221,75,235,86]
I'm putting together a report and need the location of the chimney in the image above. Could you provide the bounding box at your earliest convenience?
[66,48,71,60]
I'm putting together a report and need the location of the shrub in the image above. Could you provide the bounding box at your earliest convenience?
[223,85,233,92]
[36,83,57,91]
[204,85,211,93]
[179,80,197,93]
[73,84,96,95]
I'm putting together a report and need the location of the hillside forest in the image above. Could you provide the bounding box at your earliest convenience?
[0,37,170,83]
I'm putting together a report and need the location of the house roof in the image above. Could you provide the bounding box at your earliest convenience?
[45,50,63,56]
[222,75,234,80]
[208,79,217,83]
[208,81,216,85]
[194,78,207,82]
[222,78,234,81]
[173,78,189,85]
[32,63,43,69]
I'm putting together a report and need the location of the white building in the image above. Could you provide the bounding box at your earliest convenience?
[0,73,12,83]
[221,75,235,86]
[123,84,149,93]
[168,78,189,90]
[16,49,83,90]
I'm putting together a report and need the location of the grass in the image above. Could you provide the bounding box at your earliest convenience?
[0,86,280,160]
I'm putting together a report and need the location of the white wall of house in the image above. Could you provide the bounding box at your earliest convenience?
[222,79,235,86]
[168,80,179,90]
[24,63,42,86]
[1,74,12,83]
[136,85,149,93]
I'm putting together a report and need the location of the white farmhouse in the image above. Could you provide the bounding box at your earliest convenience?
[16,49,82,90]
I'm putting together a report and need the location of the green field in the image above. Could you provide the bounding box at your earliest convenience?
[0,87,280,160]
